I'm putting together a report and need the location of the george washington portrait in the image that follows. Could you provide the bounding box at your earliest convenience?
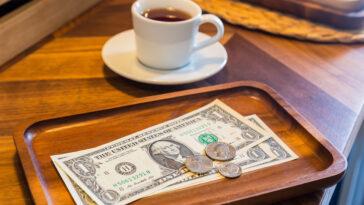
[148,139,194,170]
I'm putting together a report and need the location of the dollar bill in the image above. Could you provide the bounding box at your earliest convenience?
[154,144,276,194]
[53,140,277,204]
[150,114,298,195]
[52,100,271,205]
[51,111,298,204]
[52,155,96,205]
[245,114,298,167]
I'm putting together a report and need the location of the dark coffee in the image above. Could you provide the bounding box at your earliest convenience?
[142,8,191,22]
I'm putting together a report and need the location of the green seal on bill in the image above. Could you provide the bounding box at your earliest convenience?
[198,133,218,145]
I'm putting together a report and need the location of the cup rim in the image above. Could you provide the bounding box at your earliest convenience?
[131,0,202,25]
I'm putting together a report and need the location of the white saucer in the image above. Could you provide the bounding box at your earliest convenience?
[101,29,227,85]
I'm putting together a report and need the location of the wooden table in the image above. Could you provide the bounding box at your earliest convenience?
[1,0,364,204]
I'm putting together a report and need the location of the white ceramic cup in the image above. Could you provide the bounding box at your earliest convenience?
[132,0,224,70]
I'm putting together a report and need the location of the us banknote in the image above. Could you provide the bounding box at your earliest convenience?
[53,139,277,204]
[245,114,298,167]
[52,111,298,204]
[52,155,97,205]
[52,100,272,204]
[150,114,298,194]
[52,115,298,204]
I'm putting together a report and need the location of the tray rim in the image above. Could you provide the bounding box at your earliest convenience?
[13,80,347,204]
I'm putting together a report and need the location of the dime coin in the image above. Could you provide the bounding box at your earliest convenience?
[185,155,213,174]
[205,142,236,161]
[218,163,242,178]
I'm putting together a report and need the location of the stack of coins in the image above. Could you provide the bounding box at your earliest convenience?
[184,142,242,178]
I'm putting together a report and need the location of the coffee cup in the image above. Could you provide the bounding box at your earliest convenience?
[132,0,224,70]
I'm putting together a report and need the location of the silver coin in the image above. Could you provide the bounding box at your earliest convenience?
[218,163,242,178]
[185,155,213,174]
[205,142,236,161]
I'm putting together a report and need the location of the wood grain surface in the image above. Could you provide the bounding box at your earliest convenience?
[0,136,32,205]
[0,0,101,65]
[1,0,364,204]
[13,82,346,205]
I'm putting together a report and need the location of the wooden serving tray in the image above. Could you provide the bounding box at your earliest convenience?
[13,81,346,205]
[242,0,364,30]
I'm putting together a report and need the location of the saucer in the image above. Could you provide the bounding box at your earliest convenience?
[101,29,227,85]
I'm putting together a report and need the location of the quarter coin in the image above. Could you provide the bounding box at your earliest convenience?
[205,142,236,161]
[218,163,242,178]
[185,155,213,174]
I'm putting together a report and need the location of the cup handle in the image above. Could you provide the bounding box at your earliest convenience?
[192,14,224,52]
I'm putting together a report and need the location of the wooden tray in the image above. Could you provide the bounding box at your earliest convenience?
[242,0,364,30]
[13,81,346,205]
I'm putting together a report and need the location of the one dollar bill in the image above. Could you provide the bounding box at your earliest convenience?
[152,114,298,194]
[52,100,272,204]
